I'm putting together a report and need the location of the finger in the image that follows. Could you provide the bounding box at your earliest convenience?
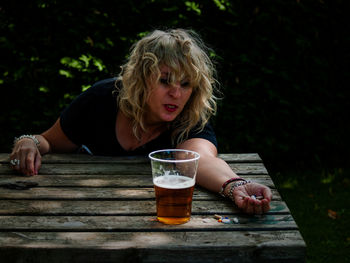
[254,200,263,214]
[18,152,33,176]
[234,194,244,208]
[245,197,255,214]
[9,152,16,160]
[235,196,247,209]
[9,152,18,170]
[26,151,36,176]
[261,199,271,213]
[19,153,27,174]
[262,187,272,202]
[10,158,20,171]
[10,145,18,156]
[234,187,251,208]
[34,153,42,175]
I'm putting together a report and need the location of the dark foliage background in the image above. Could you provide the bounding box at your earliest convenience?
[1,1,350,261]
[1,0,349,171]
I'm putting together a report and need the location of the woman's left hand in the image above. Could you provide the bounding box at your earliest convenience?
[232,182,272,214]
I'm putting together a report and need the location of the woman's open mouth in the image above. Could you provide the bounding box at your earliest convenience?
[164,104,178,112]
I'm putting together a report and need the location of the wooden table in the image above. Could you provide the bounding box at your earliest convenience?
[0,153,306,262]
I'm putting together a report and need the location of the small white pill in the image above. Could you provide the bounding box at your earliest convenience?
[222,218,231,224]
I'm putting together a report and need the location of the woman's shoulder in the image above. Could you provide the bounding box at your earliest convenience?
[88,77,118,95]
[187,121,218,148]
[64,77,118,111]
[92,77,118,87]
[73,77,119,103]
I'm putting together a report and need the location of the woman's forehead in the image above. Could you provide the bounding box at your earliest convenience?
[159,65,171,74]
[159,65,189,79]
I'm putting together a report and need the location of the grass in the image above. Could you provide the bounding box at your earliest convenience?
[270,167,350,262]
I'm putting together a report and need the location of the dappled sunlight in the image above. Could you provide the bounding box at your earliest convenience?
[52,232,173,248]
[99,232,173,249]
[75,179,110,187]
[30,201,63,210]
[114,188,154,198]
[320,169,339,184]
[130,232,173,247]
[279,178,298,189]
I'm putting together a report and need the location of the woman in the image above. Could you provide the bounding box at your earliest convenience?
[10,29,271,214]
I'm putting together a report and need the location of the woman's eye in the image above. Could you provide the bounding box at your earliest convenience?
[160,78,169,85]
[181,81,190,88]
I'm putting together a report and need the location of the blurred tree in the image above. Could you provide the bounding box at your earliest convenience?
[0,0,349,169]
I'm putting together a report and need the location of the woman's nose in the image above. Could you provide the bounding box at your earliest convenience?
[169,83,181,98]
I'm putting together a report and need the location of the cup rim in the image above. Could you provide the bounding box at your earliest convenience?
[148,149,200,163]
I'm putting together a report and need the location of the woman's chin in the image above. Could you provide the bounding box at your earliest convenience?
[163,114,179,122]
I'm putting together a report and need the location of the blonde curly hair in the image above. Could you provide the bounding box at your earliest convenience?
[116,28,219,145]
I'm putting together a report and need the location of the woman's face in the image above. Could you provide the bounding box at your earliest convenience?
[145,65,193,125]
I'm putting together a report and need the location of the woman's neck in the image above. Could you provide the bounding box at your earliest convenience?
[116,111,167,151]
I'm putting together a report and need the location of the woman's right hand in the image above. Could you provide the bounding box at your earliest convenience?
[9,118,78,176]
[10,138,41,176]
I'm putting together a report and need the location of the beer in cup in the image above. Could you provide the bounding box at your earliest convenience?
[149,149,200,225]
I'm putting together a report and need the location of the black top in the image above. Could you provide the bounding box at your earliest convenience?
[60,78,217,156]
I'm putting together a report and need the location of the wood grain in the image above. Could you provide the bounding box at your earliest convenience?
[0,231,305,263]
[0,200,290,215]
[0,153,305,263]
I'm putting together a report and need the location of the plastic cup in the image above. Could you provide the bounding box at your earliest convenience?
[149,149,200,224]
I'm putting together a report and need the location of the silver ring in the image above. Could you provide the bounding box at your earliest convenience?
[10,159,20,166]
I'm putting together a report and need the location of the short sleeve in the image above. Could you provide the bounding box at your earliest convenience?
[187,122,218,148]
[60,78,117,147]
[60,89,94,145]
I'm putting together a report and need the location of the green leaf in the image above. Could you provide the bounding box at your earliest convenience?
[321,173,335,184]
[212,0,226,10]
[79,54,91,68]
[185,1,201,15]
[93,58,105,71]
[59,69,73,78]
[81,85,91,92]
[39,86,49,93]
[60,57,83,70]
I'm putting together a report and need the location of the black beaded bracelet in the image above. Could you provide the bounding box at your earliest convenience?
[219,177,246,197]
[227,180,252,201]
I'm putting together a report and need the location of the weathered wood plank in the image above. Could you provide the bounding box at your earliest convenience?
[0,214,298,231]
[0,174,276,188]
[0,200,290,215]
[0,153,262,163]
[0,231,306,263]
[0,162,268,175]
[218,153,262,162]
[0,153,149,164]
[0,163,151,175]
[228,163,268,174]
[0,187,282,201]
[0,152,306,263]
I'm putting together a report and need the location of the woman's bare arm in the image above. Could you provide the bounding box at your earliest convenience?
[177,138,272,214]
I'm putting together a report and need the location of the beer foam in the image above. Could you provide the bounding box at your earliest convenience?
[153,175,195,189]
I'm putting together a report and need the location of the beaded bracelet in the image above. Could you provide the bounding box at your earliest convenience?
[227,180,251,201]
[14,135,40,149]
[219,177,246,197]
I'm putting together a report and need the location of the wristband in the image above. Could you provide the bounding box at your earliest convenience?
[227,180,251,201]
[14,135,40,149]
[219,177,246,197]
